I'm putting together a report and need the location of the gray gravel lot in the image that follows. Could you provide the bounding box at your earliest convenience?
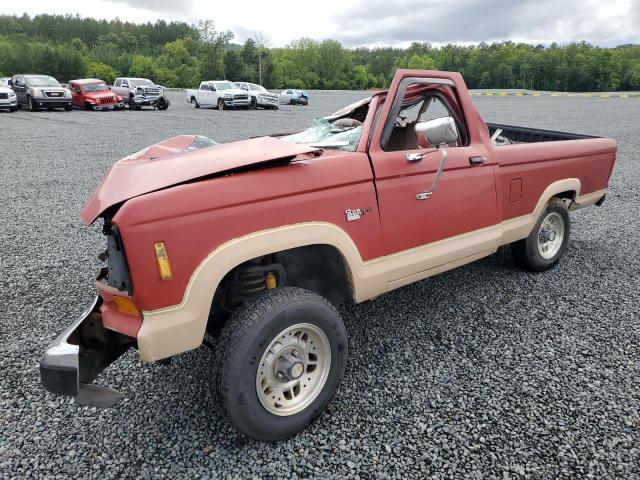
[1,90,639,479]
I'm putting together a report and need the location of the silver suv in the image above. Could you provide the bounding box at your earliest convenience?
[10,74,72,111]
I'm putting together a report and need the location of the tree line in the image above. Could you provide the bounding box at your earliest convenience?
[1,14,640,91]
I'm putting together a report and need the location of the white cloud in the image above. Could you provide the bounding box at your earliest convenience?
[3,0,638,47]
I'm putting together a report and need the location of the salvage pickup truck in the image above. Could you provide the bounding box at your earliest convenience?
[41,69,616,441]
[111,77,170,110]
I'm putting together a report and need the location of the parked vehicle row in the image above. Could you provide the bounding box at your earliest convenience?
[185,80,307,110]
[1,72,309,113]
[2,74,170,112]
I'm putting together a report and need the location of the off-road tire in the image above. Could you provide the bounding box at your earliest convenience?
[211,287,348,441]
[512,198,570,272]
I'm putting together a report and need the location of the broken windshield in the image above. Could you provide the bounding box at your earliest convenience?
[281,118,362,151]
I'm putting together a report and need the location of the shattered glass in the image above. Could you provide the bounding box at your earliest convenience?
[281,118,362,151]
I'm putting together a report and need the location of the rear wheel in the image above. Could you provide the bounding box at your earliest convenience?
[512,198,570,271]
[217,98,225,110]
[211,287,348,441]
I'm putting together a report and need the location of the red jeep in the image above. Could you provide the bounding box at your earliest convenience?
[69,78,124,110]
[41,70,616,440]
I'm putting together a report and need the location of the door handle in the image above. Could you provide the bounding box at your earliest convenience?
[405,152,423,162]
[469,156,485,165]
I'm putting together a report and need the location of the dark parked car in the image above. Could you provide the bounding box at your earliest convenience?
[10,74,72,111]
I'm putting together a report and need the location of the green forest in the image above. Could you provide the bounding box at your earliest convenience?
[2,14,640,91]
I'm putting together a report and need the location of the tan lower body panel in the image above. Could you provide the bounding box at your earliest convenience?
[572,189,607,210]
[137,179,605,361]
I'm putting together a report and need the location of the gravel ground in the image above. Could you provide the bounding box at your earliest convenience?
[0,91,639,479]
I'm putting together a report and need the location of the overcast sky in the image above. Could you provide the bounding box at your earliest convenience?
[4,0,639,47]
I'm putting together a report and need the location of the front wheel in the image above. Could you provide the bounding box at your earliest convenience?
[156,97,169,110]
[211,287,348,441]
[191,97,200,109]
[27,96,36,111]
[511,198,570,271]
[217,98,225,110]
[250,97,257,109]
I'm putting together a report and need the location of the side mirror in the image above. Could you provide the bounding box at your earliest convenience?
[415,117,458,147]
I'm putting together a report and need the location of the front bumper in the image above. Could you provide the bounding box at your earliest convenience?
[89,101,124,110]
[223,98,251,108]
[32,97,72,108]
[40,295,131,397]
[0,98,17,108]
[257,96,279,108]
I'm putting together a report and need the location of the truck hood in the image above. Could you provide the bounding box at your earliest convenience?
[221,88,248,95]
[80,135,317,224]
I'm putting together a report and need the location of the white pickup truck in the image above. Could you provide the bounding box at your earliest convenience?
[186,81,251,110]
[234,82,279,110]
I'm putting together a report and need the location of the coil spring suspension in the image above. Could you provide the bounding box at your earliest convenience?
[224,261,286,310]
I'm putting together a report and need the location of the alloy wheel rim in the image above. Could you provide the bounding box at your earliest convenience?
[256,323,331,416]
[537,212,565,259]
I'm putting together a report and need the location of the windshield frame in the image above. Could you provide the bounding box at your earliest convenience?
[129,79,154,87]
[214,81,236,91]
[82,83,109,92]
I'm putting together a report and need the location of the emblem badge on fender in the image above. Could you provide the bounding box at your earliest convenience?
[345,207,372,222]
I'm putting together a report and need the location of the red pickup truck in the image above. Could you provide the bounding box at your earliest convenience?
[40,70,616,440]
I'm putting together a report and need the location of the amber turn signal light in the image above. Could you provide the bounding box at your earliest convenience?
[114,296,140,316]
[154,241,173,281]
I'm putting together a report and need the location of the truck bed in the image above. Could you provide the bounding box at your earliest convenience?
[487,123,597,143]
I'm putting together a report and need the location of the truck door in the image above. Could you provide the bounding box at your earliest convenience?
[368,73,499,276]
[71,83,82,107]
[13,76,26,105]
[198,82,214,106]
